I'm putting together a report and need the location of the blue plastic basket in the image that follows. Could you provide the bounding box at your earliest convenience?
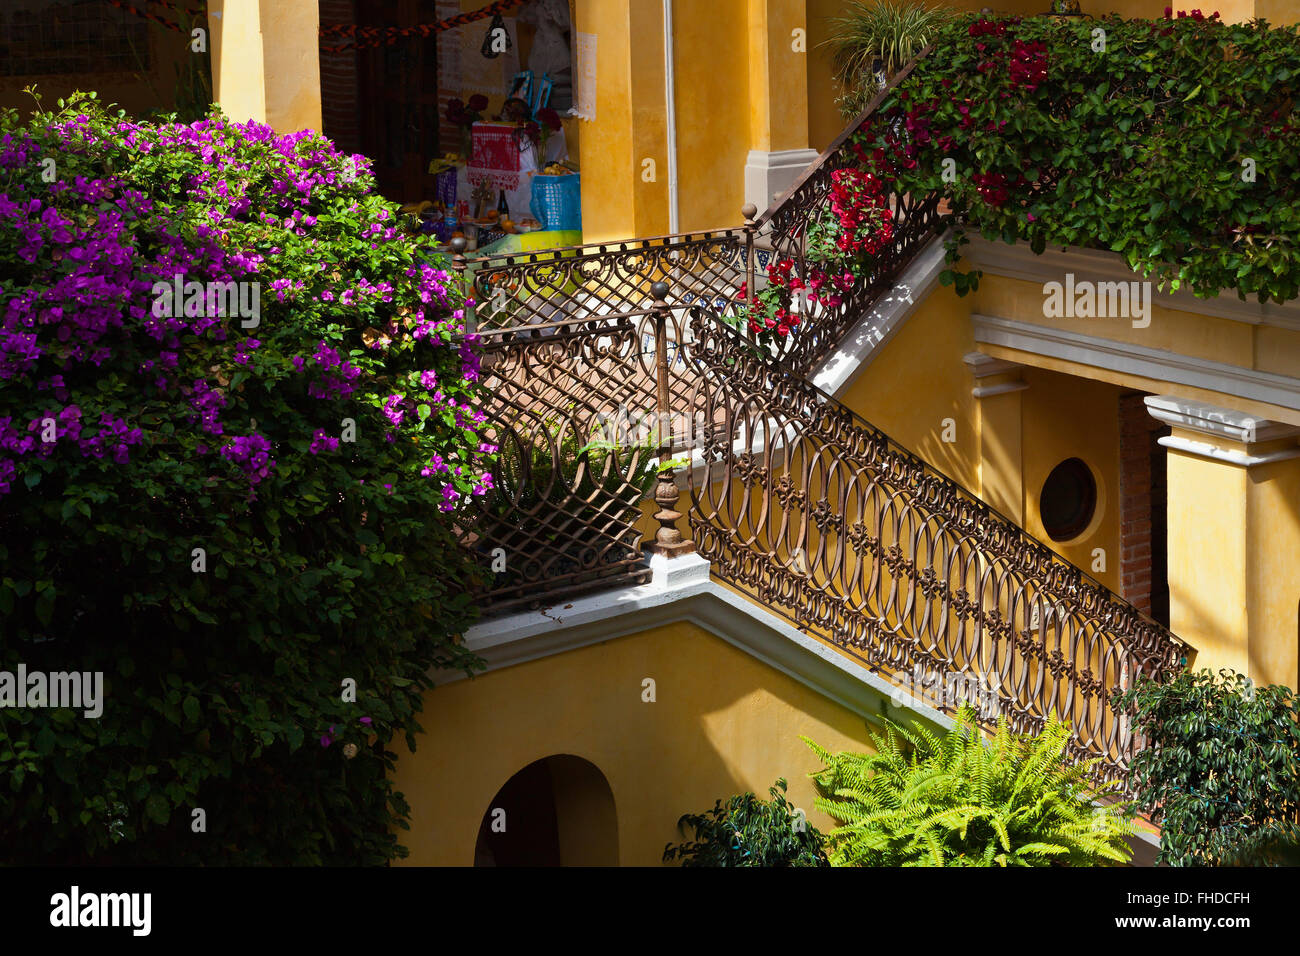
[529,173,581,232]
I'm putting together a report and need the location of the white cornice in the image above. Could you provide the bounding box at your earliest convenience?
[1144,395,1300,466]
[972,313,1300,414]
[965,237,1300,331]
[1156,435,1300,467]
[1144,395,1300,444]
[964,351,1024,379]
[442,551,951,731]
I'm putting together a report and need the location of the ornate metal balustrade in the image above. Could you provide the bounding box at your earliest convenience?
[451,234,747,612]
[679,316,1191,784]
[448,46,1190,785]
[746,52,948,376]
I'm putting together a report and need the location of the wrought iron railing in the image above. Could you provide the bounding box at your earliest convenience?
[678,314,1189,784]
[451,234,746,611]
[448,46,1190,783]
[745,52,947,376]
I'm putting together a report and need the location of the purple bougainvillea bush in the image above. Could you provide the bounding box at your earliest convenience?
[0,93,493,864]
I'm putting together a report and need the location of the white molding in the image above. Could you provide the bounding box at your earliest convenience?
[811,235,949,397]
[442,551,953,730]
[1144,395,1300,445]
[973,382,1030,399]
[972,313,1300,414]
[963,351,1024,379]
[744,148,821,218]
[1157,434,1300,467]
[966,237,1300,331]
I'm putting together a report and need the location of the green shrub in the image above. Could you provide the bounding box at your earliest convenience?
[1118,668,1300,867]
[0,93,491,863]
[805,706,1135,866]
[662,778,829,867]
[856,14,1300,303]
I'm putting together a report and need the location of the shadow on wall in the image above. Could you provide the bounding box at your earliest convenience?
[473,754,619,866]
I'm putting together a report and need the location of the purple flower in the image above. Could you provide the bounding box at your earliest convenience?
[309,429,340,455]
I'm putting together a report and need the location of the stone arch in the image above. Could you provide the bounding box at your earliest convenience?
[473,754,618,866]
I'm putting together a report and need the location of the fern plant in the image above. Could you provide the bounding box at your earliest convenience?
[804,706,1135,866]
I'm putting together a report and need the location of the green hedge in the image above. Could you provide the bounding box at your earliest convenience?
[861,13,1300,302]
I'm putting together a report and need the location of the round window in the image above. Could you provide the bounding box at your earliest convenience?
[1039,458,1097,542]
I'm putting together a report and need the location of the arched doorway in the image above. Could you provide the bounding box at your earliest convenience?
[473,755,617,866]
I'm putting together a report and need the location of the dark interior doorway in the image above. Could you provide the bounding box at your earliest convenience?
[474,754,618,866]
[355,0,440,201]
[1148,421,1170,627]
[1119,392,1170,628]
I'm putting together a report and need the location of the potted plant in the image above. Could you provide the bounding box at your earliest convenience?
[822,0,956,117]
[445,93,490,157]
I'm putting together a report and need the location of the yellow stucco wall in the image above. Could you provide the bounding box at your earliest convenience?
[676,0,751,232]
[971,270,1300,429]
[391,619,883,865]
[839,268,1298,689]
[838,284,982,491]
[835,281,1124,594]
[1019,366,1123,594]
[210,0,322,134]
[1167,445,1250,672]
[1246,457,1300,688]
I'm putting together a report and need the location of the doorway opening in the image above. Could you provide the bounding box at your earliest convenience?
[473,754,617,866]
[1119,392,1170,627]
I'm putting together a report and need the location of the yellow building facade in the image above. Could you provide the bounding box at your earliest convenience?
[184,1,1300,864]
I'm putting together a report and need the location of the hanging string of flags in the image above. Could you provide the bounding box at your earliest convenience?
[104,0,206,34]
[320,0,529,53]
[107,0,531,53]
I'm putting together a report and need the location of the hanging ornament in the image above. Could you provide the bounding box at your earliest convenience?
[481,13,512,59]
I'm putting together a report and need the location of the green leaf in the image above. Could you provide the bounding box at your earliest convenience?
[145,793,170,825]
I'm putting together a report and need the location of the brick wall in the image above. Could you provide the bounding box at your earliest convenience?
[318,0,360,155]
[1119,392,1160,613]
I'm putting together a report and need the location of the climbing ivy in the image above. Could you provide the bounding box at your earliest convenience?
[857,12,1300,303]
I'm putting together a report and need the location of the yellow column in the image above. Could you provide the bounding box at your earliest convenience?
[743,0,818,213]
[965,353,1028,526]
[1148,396,1300,689]
[572,0,669,241]
[209,0,322,134]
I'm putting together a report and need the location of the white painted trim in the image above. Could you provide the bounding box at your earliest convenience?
[811,235,949,398]
[973,382,1030,399]
[744,148,821,215]
[972,313,1300,413]
[443,551,953,730]
[662,0,679,234]
[1144,395,1300,445]
[963,351,1024,379]
[1158,435,1300,468]
[966,237,1300,331]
